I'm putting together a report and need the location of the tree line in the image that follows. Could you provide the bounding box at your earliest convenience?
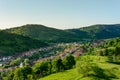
[3,54,75,80]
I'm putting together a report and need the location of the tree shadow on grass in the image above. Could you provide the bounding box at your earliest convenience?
[107,61,120,65]
[90,65,117,80]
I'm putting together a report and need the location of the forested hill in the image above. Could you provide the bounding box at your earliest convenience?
[4,24,120,42]
[0,31,48,56]
[67,24,120,39]
[4,24,80,43]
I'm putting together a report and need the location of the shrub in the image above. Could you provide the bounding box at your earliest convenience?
[63,54,76,70]
[76,61,95,77]
[52,58,64,72]
[33,61,50,77]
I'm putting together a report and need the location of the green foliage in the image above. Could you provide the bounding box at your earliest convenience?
[104,38,120,47]
[63,54,76,70]
[68,24,120,39]
[1,24,120,56]
[0,31,48,56]
[6,56,75,80]
[101,38,120,56]
[86,37,120,56]
[10,58,22,66]
[103,48,115,56]
[108,56,114,62]
[40,56,120,80]
[4,24,80,43]
[92,65,105,77]
[33,61,50,77]
[108,55,120,63]
[115,46,120,55]
[76,60,95,77]
[10,66,32,80]
[3,24,120,43]
[4,72,14,80]
[52,58,64,72]
[27,74,35,80]
[23,58,30,66]
[32,56,75,79]
[21,66,32,79]
[13,68,24,80]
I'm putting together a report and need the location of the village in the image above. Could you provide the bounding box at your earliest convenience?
[0,40,105,73]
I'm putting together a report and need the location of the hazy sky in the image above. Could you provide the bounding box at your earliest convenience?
[0,0,120,29]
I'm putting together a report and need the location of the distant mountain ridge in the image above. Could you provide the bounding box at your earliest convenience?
[3,24,120,41]
[67,24,120,39]
[4,24,80,43]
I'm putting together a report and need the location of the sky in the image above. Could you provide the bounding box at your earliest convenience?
[0,0,120,29]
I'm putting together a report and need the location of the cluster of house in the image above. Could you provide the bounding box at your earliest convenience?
[17,44,62,58]
[0,42,86,73]
[36,43,85,62]
[91,40,105,47]
[0,44,62,69]
[0,56,13,67]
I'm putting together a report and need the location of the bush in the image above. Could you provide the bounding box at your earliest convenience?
[52,58,64,72]
[13,68,24,80]
[76,61,95,77]
[63,54,76,70]
[33,60,51,77]
[12,66,32,80]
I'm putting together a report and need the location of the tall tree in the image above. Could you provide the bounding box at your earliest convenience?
[63,55,76,70]
[52,58,64,72]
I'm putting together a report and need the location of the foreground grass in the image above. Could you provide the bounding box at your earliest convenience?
[39,69,80,80]
[39,56,120,80]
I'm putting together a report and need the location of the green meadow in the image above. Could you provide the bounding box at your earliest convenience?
[39,56,120,80]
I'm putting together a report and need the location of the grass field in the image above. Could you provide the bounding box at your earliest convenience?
[39,56,120,80]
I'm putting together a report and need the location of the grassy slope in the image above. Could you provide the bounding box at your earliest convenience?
[39,56,120,80]
[39,69,79,80]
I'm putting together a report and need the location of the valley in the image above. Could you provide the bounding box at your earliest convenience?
[0,24,120,80]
